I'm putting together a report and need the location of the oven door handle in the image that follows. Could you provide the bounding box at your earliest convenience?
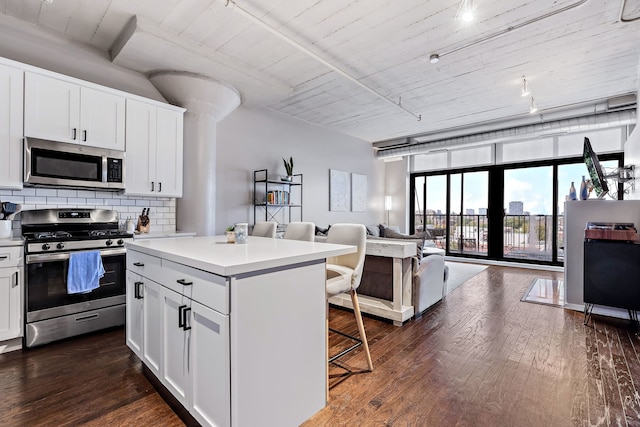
[26,248,126,264]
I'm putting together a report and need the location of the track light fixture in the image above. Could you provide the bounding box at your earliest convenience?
[456,0,476,22]
[429,54,440,64]
[521,76,531,97]
[529,97,538,114]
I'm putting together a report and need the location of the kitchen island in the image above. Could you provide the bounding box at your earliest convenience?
[125,235,355,427]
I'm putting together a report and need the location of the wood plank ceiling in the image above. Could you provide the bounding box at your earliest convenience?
[0,0,639,143]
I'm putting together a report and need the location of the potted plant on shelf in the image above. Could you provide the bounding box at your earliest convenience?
[281,157,294,181]
[225,225,236,243]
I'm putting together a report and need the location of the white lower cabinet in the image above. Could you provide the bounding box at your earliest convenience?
[0,246,23,343]
[126,250,230,426]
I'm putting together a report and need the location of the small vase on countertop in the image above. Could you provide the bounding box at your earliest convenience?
[569,182,577,200]
[579,175,588,200]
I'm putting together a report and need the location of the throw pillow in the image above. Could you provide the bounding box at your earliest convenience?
[366,225,380,237]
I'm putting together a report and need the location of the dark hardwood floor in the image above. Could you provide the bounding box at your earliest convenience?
[2,265,639,426]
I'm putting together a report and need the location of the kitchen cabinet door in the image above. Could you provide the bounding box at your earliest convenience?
[161,286,190,407]
[155,107,183,197]
[125,271,144,359]
[80,87,126,151]
[125,99,157,196]
[24,72,80,144]
[142,279,163,378]
[189,299,230,427]
[0,267,22,341]
[0,63,23,189]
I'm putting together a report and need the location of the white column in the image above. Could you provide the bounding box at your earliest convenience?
[149,71,241,236]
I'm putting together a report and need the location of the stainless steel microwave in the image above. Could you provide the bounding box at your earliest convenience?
[24,138,125,190]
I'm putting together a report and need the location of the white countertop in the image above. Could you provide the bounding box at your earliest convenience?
[0,237,24,247]
[126,235,356,276]
[133,232,197,240]
[315,235,416,258]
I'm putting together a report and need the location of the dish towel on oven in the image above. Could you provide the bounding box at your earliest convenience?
[67,251,105,294]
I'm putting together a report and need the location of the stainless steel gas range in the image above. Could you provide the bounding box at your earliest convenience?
[21,208,133,347]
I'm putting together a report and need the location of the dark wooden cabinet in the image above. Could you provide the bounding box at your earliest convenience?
[583,240,640,311]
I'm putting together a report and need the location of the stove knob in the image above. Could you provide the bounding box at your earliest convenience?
[42,243,50,251]
[106,239,113,246]
[56,243,65,250]
[117,239,124,246]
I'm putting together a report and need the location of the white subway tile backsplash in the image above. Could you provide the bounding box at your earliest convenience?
[35,188,58,196]
[57,189,78,197]
[3,188,177,234]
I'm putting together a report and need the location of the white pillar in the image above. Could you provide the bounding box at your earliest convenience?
[149,71,241,236]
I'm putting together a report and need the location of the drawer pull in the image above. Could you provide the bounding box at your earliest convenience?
[177,279,193,286]
[133,262,144,267]
[13,271,19,288]
[134,281,144,299]
[182,307,192,331]
[0,255,8,260]
[178,305,187,328]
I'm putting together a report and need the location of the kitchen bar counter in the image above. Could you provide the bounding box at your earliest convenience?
[127,235,353,276]
[125,235,355,427]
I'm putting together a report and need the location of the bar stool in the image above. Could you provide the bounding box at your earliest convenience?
[252,221,276,238]
[325,223,373,371]
[283,222,315,242]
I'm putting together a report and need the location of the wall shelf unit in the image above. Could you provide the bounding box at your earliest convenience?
[253,169,302,232]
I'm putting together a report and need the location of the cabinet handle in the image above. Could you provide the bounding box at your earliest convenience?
[158,182,162,193]
[178,304,187,328]
[176,279,193,286]
[72,128,77,140]
[183,307,192,331]
[134,281,143,299]
[13,271,18,288]
[0,255,7,260]
[83,130,87,141]
[151,182,155,192]
[133,262,144,267]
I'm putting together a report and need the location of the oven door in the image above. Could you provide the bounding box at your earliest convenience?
[25,248,126,322]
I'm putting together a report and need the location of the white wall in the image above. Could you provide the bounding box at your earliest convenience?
[216,107,385,234]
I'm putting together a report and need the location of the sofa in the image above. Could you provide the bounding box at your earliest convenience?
[318,223,447,319]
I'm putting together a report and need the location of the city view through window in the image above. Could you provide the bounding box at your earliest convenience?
[414,159,620,263]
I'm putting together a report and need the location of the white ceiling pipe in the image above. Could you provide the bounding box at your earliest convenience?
[376,109,637,159]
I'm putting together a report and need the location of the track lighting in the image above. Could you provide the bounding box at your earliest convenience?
[529,97,538,114]
[456,0,476,22]
[521,76,531,97]
[429,54,440,64]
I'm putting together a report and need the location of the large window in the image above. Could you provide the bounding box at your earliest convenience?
[410,154,623,266]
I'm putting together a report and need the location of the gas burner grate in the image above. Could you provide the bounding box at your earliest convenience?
[35,231,72,239]
[88,230,120,237]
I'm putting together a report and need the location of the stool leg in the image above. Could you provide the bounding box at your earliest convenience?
[350,289,373,371]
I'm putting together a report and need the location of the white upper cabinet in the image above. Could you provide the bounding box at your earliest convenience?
[24,72,125,150]
[125,99,183,198]
[0,63,24,190]
[79,86,126,150]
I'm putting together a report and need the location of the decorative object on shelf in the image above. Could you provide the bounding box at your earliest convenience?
[137,208,150,233]
[282,156,294,181]
[569,182,577,200]
[226,225,236,243]
[580,175,588,200]
[235,223,248,244]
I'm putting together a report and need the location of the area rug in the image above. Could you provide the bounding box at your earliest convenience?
[445,262,488,294]
[521,278,564,307]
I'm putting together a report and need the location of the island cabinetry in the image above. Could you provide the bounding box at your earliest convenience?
[24,72,126,150]
[125,99,184,197]
[126,249,230,427]
[0,62,23,190]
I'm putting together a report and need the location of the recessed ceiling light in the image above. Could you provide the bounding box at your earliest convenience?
[456,0,476,22]
[41,0,53,3]
[429,54,440,64]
